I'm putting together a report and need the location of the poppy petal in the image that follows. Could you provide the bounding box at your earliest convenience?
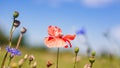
[66,40,72,48]
[48,36,54,41]
[64,45,68,48]
[63,34,76,40]
[48,26,62,37]
[44,37,66,48]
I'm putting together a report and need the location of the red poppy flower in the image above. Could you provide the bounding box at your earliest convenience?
[44,25,76,48]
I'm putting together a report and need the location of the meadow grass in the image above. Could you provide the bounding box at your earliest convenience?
[0,46,120,68]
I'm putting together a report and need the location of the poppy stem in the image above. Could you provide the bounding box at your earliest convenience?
[1,18,16,68]
[56,48,59,68]
[16,33,23,49]
[8,56,13,66]
[90,63,93,68]
[9,17,15,47]
[73,53,77,68]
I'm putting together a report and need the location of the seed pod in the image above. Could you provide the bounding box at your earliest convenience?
[21,27,27,34]
[89,57,95,64]
[29,55,35,61]
[13,20,20,27]
[31,61,37,68]
[46,60,53,68]
[91,51,96,57]
[24,54,28,60]
[74,47,79,54]
[18,59,24,67]
[13,11,19,18]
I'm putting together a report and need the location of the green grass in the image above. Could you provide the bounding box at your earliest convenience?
[0,47,120,68]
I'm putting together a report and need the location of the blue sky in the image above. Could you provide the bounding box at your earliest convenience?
[0,0,120,55]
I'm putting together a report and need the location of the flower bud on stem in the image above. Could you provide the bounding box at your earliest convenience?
[73,47,79,68]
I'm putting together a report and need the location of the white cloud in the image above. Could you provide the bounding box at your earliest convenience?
[80,0,114,8]
[32,0,120,8]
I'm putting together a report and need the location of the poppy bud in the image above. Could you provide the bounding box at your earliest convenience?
[89,57,95,64]
[13,11,19,18]
[91,51,96,57]
[21,27,27,34]
[74,47,79,54]
[13,20,20,27]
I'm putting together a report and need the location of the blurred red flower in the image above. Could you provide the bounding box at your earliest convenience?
[44,25,76,48]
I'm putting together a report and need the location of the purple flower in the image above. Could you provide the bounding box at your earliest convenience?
[6,47,21,56]
[76,28,85,35]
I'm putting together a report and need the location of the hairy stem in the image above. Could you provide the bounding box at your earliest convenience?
[73,53,77,68]
[56,48,59,68]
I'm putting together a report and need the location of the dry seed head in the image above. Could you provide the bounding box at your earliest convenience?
[20,27,27,34]
[46,60,53,67]
[31,61,37,68]
[18,59,24,66]
[13,20,20,27]
[24,54,28,60]
[29,55,35,61]
[13,11,19,18]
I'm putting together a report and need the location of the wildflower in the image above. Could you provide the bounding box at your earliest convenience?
[44,25,76,48]
[13,11,19,18]
[20,27,27,34]
[76,27,85,35]
[6,47,21,57]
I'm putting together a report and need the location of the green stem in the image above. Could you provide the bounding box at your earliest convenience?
[19,66,22,68]
[56,48,59,68]
[73,53,77,68]
[9,17,15,47]
[29,60,32,65]
[8,56,13,66]
[16,33,23,49]
[1,17,15,68]
[1,52,8,68]
[7,33,23,67]
[90,63,93,68]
